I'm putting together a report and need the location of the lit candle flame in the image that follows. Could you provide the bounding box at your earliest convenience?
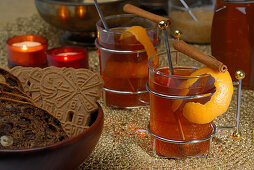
[64,56,68,61]
[22,45,28,50]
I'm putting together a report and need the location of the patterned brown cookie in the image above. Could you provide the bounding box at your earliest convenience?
[10,66,103,137]
[40,67,103,136]
[10,66,35,96]
[0,67,24,91]
[27,67,44,106]
[0,98,68,149]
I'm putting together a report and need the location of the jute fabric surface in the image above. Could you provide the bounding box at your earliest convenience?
[0,15,253,169]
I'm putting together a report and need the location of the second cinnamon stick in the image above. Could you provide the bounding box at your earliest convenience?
[123,4,171,24]
[173,40,227,73]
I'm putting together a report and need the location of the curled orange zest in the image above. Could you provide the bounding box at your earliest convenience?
[182,67,233,124]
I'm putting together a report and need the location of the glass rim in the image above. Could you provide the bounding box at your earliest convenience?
[96,14,157,34]
[169,1,215,12]
[148,51,210,79]
[95,38,160,54]
[221,0,254,4]
[47,46,87,55]
[37,0,125,6]
[170,5,214,12]
[7,35,48,47]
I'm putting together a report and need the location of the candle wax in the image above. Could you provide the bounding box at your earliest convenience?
[57,52,79,56]
[12,41,41,47]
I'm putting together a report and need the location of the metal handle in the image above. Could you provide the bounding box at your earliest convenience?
[232,70,245,140]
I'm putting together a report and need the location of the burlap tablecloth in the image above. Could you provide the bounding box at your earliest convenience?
[0,15,253,169]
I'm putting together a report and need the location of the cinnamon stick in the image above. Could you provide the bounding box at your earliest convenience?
[123,4,171,24]
[173,40,227,73]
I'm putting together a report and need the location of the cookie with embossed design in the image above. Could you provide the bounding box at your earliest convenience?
[26,67,44,106]
[10,66,35,96]
[11,67,44,105]
[10,66,103,137]
[39,67,103,137]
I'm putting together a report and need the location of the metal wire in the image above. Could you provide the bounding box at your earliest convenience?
[146,83,215,100]
[147,123,217,144]
[103,87,147,95]
[95,39,160,54]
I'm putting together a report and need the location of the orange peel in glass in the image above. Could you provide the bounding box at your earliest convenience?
[123,26,157,60]
[173,67,233,124]
[105,26,157,78]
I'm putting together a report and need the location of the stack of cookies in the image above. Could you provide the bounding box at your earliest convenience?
[0,66,103,149]
[0,68,68,149]
[10,66,104,137]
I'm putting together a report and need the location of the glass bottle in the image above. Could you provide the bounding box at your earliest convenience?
[211,0,254,89]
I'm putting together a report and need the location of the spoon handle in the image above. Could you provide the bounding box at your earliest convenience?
[94,0,109,29]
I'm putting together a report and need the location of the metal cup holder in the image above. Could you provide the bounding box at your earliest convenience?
[146,70,245,158]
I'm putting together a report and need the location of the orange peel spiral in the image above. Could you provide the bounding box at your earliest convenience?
[104,26,157,78]
[182,67,233,124]
[124,26,157,59]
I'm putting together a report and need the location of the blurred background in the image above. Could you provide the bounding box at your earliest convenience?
[0,0,169,31]
[0,0,37,30]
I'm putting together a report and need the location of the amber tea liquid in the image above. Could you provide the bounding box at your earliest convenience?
[97,26,158,108]
[149,68,215,158]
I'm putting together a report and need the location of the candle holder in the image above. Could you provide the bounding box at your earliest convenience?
[47,46,88,69]
[7,35,48,68]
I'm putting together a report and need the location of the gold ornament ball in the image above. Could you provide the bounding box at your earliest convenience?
[158,20,168,29]
[232,131,241,140]
[235,70,245,80]
[173,30,182,39]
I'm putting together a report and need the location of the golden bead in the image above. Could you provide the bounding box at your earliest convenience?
[235,70,245,80]
[158,20,169,30]
[173,30,182,39]
[232,131,241,140]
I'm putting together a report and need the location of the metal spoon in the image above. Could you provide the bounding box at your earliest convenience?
[179,0,198,22]
[158,20,174,74]
[93,0,109,29]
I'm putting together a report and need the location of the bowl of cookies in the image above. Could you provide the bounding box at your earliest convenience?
[0,67,104,170]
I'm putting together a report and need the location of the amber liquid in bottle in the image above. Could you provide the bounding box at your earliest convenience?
[211,0,254,89]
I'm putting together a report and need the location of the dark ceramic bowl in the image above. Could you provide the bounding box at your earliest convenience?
[0,104,104,170]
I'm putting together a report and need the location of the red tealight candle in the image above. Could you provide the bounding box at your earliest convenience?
[6,35,48,68]
[47,46,88,69]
